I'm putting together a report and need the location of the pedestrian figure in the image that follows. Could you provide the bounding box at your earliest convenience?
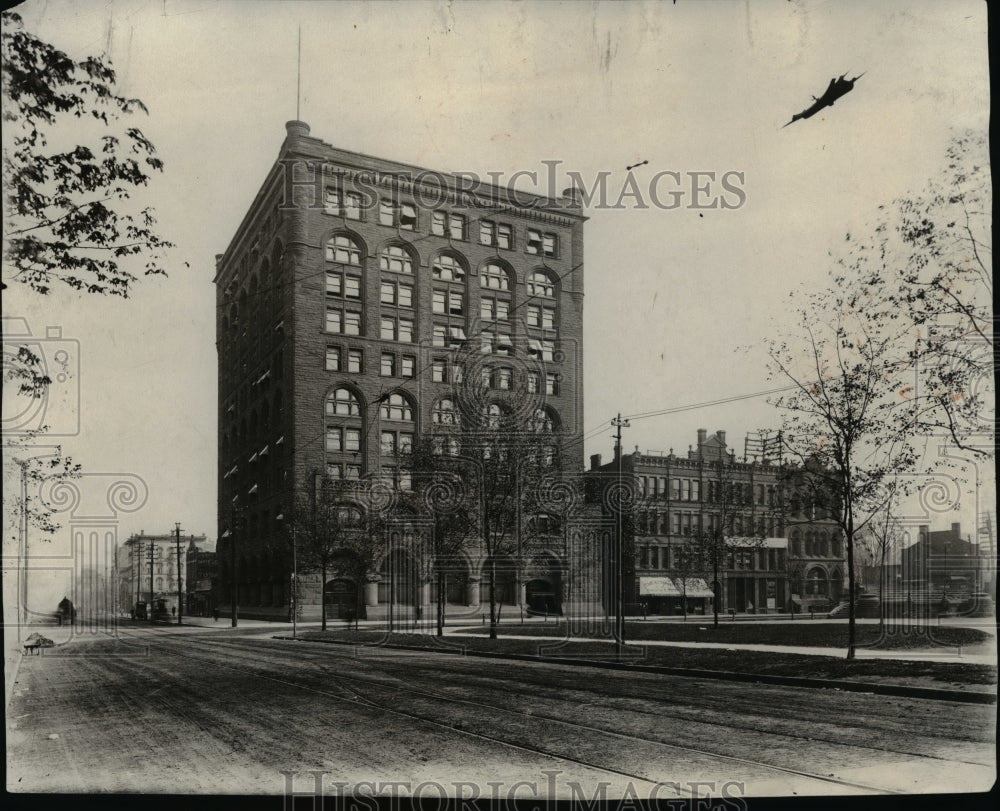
[171,606,176,618]
[213,607,220,622]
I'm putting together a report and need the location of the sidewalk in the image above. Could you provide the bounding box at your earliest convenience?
[436,631,997,666]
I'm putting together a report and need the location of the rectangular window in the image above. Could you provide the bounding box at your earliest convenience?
[380,353,396,377]
[326,462,342,479]
[448,291,463,315]
[326,271,342,297]
[325,346,341,371]
[345,429,361,452]
[497,223,513,249]
[324,188,341,215]
[344,312,361,335]
[671,479,681,500]
[348,349,362,373]
[527,305,539,327]
[480,335,493,354]
[398,469,412,491]
[682,480,691,501]
[381,431,397,456]
[432,359,447,382]
[671,513,681,535]
[431,211,446,236]
[495,333,513,356]
[545,373,559,395]
[344,276,361,300]
[433,290,446,313]
[452,364,464,383]
[449,213,466,240]
[398,284,412,308]
[326,309,341,333]
[326,427,342,452]
[401,356,415,378]
[398,319,413,343]
[432,325,447,347]
[381,318,394,340]
[381,282,395,305]
[480,220,495,245]
[542,308,556,330]
[344,192,361,220]
[543,233,557,257]
[692,480,700,502]
[345,464,362,480]
[527,229,542,254]
[379,199,394,226]
[400,202,417,230]
[527,372,539,393]
[497,368,512,390]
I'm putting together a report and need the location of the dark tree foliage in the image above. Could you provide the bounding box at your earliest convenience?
[2,11,176,297]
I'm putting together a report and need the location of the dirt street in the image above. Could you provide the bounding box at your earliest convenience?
[6,623,995,797]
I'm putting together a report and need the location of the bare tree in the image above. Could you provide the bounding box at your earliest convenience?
[688,455,767,627]
[401,437,478,636]
[291,476,382,631]
[835,131,993,455]
[857,493,904,626]
[766,296,921,659]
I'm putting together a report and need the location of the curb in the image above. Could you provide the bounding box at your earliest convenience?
[273,635,997,705]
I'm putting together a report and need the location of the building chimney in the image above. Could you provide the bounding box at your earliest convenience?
[715,430,726,447]
[951,522,961,537]
[590,453,602,470]
[285,120,311,139]
[697,429,707,450]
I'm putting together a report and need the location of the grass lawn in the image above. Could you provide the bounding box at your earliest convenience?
[452,619,993,650]
[293,629,997,690]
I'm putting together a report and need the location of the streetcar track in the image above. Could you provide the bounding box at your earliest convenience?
[176,629,993,767]
[111,626,919,795]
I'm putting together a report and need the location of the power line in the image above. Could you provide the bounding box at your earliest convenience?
[624,385,799,422]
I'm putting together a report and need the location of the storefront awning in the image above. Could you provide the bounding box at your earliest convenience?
[675,578,715,598]
[639,576,682,597]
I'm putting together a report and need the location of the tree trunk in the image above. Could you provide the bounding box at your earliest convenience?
[712,552,720,627]
[437,569,445,637]
[489,558,498,640]
[320,561,327,632]
[846,509,856,659]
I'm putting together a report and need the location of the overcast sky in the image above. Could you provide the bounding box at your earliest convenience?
[3,0,991,604]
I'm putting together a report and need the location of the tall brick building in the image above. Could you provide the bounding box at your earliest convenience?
[587,428,845,615]
[214,121,594,621]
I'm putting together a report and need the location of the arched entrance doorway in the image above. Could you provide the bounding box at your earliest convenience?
[524,553,563,615]
[379,547,419,626]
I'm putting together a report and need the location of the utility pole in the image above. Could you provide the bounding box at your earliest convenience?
[231,501,239,628]
[611,413,630,660]
[174,523,184,626]
[148,537,155,624]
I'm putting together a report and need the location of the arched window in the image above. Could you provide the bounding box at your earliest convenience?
[433,254,466,281]
[380,245,413,274]
[529,408,555,433]
[480,263,511,291]
[807,568,828,596]
[326,235,363,266]
[431,435,461,456]
[527,270,555,298]
[432,398,460,426]
[380,393,414,422]
[327,388,361,417]
[483,403,503,429]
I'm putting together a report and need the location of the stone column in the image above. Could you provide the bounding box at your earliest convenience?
[364,576,380,607]
[466,577,480,607]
